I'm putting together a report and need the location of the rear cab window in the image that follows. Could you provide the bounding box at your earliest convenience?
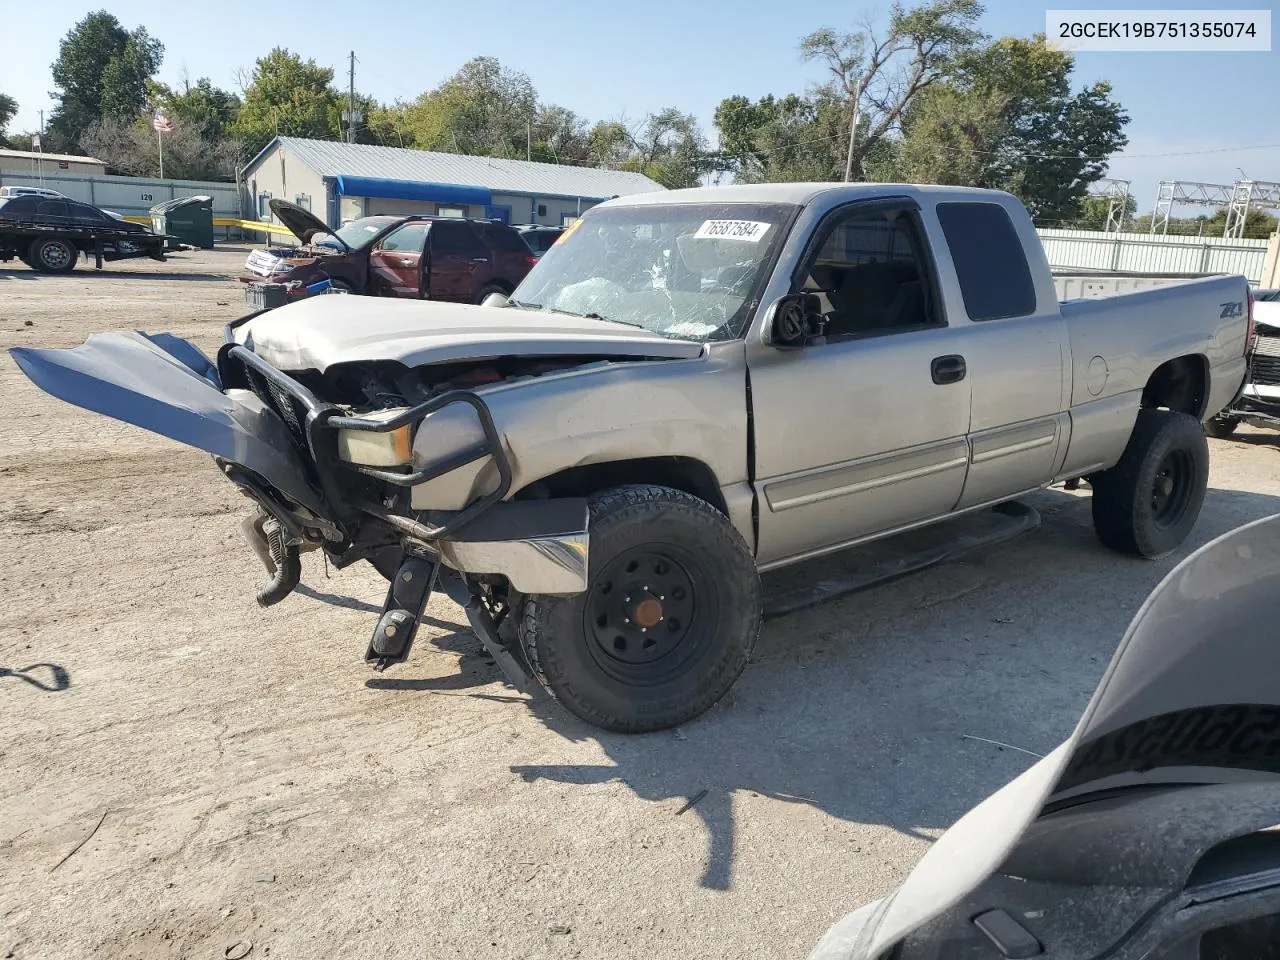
[935,202,1037,321]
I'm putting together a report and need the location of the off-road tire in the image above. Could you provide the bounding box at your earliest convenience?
[1204,415,1239,439]
[520,484,762,733]
[29,237,78,274]
[1091,409,1209,558]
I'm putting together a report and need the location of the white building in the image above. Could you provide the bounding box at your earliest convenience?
[241,136,665,228]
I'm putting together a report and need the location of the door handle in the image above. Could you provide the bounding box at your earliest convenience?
[471,257,489,263]
[399,258,414,266]
[931,354,966,385]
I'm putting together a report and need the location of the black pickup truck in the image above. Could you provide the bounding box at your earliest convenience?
[0,194,168,272]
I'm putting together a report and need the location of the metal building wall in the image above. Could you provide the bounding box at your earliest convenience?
[0,171,240,219]
[1037,227,1270,283]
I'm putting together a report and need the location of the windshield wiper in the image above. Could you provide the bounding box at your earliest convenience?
[506,298,539,309]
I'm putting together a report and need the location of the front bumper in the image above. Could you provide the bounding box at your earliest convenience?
[10,331,590,595]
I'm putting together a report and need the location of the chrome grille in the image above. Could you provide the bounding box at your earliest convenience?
[1252,335,1280,387]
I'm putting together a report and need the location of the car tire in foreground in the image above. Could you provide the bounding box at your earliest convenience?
[519,484,762,733]
[1204,415,1239,439]
[29,237,78,274]
[1091,408,1209,559]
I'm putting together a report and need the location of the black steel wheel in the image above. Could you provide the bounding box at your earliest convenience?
[521,485,761,733]
[29,237,78,274]
[1092,409,1209,558]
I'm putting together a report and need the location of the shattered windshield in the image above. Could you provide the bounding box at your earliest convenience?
[510,202,796,341]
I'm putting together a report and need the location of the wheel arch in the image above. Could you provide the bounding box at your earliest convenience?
[1141,354,1210,419]
[515,456,730,517]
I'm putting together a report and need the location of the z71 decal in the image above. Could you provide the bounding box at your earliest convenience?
[1221,301,1244,319]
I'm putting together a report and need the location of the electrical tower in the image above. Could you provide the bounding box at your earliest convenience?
[1149,179,1280,238]
[1088,179,1131,233]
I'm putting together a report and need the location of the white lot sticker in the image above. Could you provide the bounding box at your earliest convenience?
[693,219,771,242]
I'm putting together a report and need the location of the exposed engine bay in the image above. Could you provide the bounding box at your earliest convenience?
[290,354,618,415]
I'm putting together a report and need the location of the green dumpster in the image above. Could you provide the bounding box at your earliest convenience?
[150,195,214,250]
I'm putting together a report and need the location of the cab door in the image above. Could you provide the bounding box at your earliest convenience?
[746,200,973,567]
[367,222,429,297]
[428,220,489,302]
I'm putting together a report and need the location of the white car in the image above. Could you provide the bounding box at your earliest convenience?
[0,185,65,199]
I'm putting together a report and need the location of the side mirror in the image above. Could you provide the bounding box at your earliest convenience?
[768,293,826,348]
[481,291,509,308]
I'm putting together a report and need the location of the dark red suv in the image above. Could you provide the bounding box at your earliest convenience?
[240,199,537,303]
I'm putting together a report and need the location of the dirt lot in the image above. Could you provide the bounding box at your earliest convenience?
[3,248,1279,960]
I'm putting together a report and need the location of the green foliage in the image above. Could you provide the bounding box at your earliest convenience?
[158,77,241,141]
[47,11,163,151]
[893,35,1129,220]
[798,0,985,179]
[232,48,339,156]
[713,93,844,182]
[0,93,17,138]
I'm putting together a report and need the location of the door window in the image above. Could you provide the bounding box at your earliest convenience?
[431,221,487,258]
[378,222,428,253]
[796,209,938,339]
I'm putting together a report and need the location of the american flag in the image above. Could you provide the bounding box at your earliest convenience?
[152,112,174,133]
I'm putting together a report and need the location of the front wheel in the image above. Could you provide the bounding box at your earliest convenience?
[29,237,78,274]
[520,485,762,733]
[1091,409,1209,558]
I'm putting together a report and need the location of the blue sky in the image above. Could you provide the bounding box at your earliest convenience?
[4,0,1277,214]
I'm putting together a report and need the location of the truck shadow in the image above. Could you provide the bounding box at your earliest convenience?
[506,484,1280,891]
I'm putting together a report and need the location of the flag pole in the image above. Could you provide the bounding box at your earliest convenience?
[158,127,164,179]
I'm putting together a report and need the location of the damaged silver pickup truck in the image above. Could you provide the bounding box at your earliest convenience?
[11,184,1252,732]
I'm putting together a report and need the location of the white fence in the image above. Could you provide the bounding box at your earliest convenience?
[1037,227,1271,284]
[0,170,241,220]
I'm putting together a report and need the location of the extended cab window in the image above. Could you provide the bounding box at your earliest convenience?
[936,202,1037,321]
[378,222,428,253]
[797,209,937,338]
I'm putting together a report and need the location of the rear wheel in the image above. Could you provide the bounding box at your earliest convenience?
[29,237,78,274]
[519,485,762,733]
[1091,409,1209,558]
[1205,415,1239,439]
[475,283,509,305]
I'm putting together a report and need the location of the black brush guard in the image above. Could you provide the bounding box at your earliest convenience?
[218,343,534,684]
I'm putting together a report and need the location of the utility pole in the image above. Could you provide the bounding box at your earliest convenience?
[36,110,44,185]
[527,120,531,162]
[344,51,361,144]
[842,81,863,183]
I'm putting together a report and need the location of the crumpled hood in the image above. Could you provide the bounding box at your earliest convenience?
[235,295,704,372]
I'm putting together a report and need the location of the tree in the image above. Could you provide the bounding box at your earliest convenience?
[47,11,163,151]
[394,56,539,157]
[0,93,16,139]
[892,35,1128,220]
[713,92,846,182]
[80,114,240,180]
[158,76,241,141]
[232,48,339,156]
[800,0,985,180]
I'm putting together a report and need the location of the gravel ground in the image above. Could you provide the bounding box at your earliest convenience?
[3,249,1279,960]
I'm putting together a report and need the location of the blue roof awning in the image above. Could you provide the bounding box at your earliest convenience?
[334,175,491,206]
